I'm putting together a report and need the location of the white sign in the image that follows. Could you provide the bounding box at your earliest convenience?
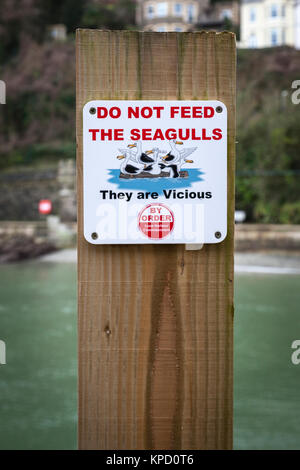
[83,100,227,244]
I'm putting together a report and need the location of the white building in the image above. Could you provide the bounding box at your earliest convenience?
[296,0,300,49]
[241,0,300,48]
[136,0,209,32]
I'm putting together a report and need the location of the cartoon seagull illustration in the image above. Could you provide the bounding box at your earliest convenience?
[117,148,145,175]
[160,139,196,178]
[128,141,155,165]
[143,148,163,176]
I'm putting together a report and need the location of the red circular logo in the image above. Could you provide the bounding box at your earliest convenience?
[39,199,52,215]
[138,203,174,240]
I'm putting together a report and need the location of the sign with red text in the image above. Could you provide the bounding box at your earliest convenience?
[83,100,227,244]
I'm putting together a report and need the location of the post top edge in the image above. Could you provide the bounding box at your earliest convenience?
[76,28,235,38]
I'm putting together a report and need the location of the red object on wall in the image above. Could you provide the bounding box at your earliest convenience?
[39,199,52,215]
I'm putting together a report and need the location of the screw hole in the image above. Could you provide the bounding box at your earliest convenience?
[216,106,223,113]
[215,231,222,239]
[91,232,98,240]
[89,107,96,115]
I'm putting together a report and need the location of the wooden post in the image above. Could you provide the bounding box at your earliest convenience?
[76,30,236,450]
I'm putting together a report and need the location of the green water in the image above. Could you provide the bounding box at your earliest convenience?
[0,262,299,449]
[0,263,77,450]
[234,274,300,450]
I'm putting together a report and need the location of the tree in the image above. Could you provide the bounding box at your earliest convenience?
[0,0,41,62]
[38,0,86,33]
[82,0,136,30]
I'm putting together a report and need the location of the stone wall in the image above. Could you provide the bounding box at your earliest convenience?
[0,160,76,222]
[0,167,59,221]
[0,219,76,262]
[235,224,300,251]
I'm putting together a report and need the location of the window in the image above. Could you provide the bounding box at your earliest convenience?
[248,33,257,48]
[271,28,278,45]
[221,9,232,20]
[157,26,166,32]
[157,2,168,17]
[282,5,285,17]
[270,4,278,17]
[249,7,256,22]
[282,28,286,44]
[187,4,194,23]
[175,26,182,32]
[51,29,58,39]
[147,5,154,19]
[174,3,182,16]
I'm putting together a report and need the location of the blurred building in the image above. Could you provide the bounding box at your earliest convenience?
[296,0,300,49]
[136,0,239,32]
[48,24,67,42]
[136,0,209,32]
[197,1,240,30]
[241,0,300,48]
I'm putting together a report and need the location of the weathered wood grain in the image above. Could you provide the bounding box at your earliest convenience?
[76,30,236,450]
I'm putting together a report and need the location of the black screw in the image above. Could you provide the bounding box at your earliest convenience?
[89,107,96,115]
[215,231,222,239]
[91,232,98,240]
[216,106,223,113]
